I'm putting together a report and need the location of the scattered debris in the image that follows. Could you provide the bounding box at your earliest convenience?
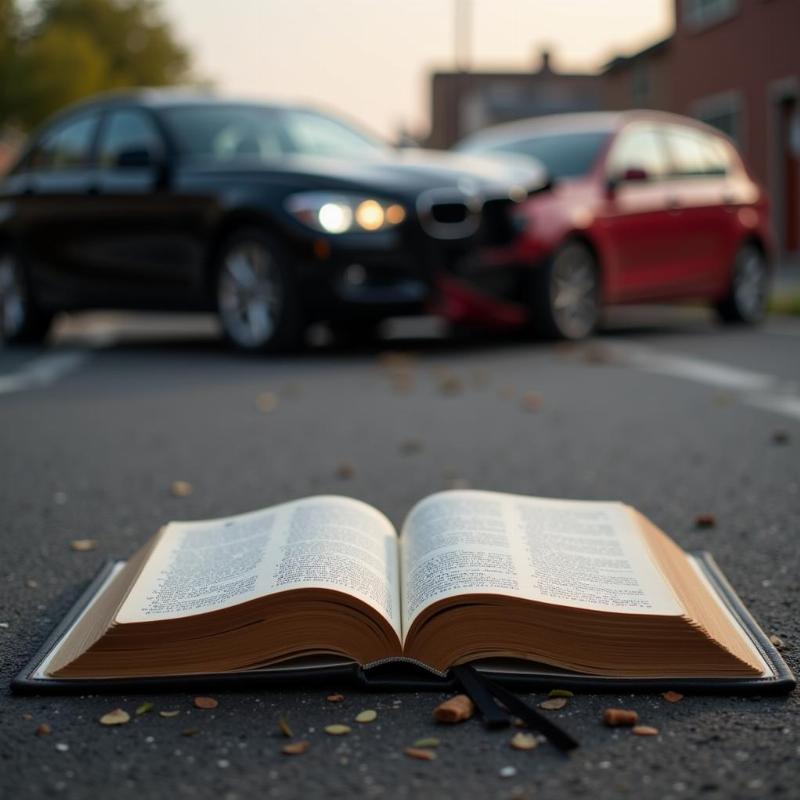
[355,709,377,723]
[404,746,437,761]
[324,724,352,736]
[99,708,130,726]
[538,697,568,711]
[170,480,193,497]
[278,717,293,738]
[433,694,475,723]
[521,391,544,412]
[181,728,200,737]
[22,713,32,721]
[510,731,539,751]
[771,430,790,445]
[70,539,97,552]
[193,696,218,710]
[769,634,785,650]
[55,742,69,752]
[27,579,38,588]
[412,737,440,748]
[326,693,345,703]
[499,766,518,779]
[159,710,180,718]
[282,740,311,755]
[632,725,659,736]
[662,691,684,703]
[603,708,639,727]
[694,513,716,529]
[135,702,154,716]
[256,391,279,413]
[437,373,463,396]
[35,723,52,737]
[335,461,355,480]
[548,689,574,698]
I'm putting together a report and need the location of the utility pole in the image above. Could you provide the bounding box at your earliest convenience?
[454,0,472,72]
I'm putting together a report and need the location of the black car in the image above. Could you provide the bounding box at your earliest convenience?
[0,90,544,351]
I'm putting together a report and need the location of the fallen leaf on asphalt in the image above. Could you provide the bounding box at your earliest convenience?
[355,709,377,723]
[433,694,474,723]
[278,716,293,738]
[399,439,423,455]
[282,740,310,755]
[99,708,130,726]
[324,724,351,736]
[510,731,539,750]
[70,539,97,552]
[193,696,218,710]
[538,697,568,711]
[521,391,543,412]
[548,689,574,698]
[769,634,785,649]
[170,480,193,497]
[378,351,415,370]
[581,343,619,365]
[22,713,33,721]
[335,461,355,479]
[181,728,200,737]
[256,391,279,413]
[135,702,154,716]
[632,725,659,736]
[771,430,790,445]
[437,374,463,395]
[413,737,440,748]
[404,746,437,761]
[326,693,345,703]
[27,579,38,588]
[694,513,716,529]
[662,691,684,703]
[603,708,638,727]
[35,723,52,737]
[159,710,180,718]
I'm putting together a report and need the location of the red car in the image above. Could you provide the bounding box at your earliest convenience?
[450,110,774,339]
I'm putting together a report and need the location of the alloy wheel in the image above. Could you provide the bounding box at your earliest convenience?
[549,243,599,340]
[733,246,768,322]
[218,240,284,349]
[0,254,26,341]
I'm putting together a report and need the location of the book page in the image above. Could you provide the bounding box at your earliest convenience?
[116,496,401,638]
[400,490,682,634]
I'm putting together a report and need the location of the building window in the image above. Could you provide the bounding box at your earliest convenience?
[683,0,738,31]
[691,90,743,147]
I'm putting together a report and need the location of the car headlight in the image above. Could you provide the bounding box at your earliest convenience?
[286,192,407,234]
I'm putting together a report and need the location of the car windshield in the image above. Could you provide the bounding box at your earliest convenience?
[457,130,610,179]
[162,105,388,162]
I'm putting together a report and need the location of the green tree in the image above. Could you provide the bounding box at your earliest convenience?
[1,0,192,130]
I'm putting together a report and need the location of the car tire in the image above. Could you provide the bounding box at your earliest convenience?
[215,227,305,352]
[714,243,769,325]
[0,248,53,345]
[529,239,600,340]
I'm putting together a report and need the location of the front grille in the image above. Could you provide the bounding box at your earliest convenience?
[417,187,480,240]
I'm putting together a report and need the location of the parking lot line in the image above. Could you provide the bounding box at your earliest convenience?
[0,350,92,395]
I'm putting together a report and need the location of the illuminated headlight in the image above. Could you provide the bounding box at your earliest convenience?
[286,192,406,234]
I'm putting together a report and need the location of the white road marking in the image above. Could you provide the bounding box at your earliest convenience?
[0,350,92,395]
[610,343,800,421]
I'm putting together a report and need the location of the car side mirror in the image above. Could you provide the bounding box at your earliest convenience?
[621,166,649,182]
[115,147,160,169]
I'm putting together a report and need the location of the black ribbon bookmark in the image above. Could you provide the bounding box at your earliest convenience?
[452,665,579,753]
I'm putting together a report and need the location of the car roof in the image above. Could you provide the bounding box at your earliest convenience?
[457,110,727,148]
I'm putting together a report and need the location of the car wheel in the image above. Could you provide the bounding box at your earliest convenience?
[0,249,53,345]
[715,243,769,325]
[215,228,304,352]
[530,239,600,340]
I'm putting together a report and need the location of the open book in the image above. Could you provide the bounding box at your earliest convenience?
[43,491,773,681]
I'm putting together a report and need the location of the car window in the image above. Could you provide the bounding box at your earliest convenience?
[29,113,100,172]
[98,109,163,168]
[281,109,386,159]
[606,127,669,180]
[456,130,609,179]
[663,126,728,177]
[163,105,289,161]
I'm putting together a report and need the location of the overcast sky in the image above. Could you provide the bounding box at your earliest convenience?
[162,0,673,139]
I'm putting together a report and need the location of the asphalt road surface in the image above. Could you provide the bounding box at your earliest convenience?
[1,307,798,800]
